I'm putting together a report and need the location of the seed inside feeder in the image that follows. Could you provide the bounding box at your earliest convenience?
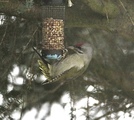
[42,18,65,50]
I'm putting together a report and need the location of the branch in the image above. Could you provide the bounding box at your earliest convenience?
[94,105,134,120]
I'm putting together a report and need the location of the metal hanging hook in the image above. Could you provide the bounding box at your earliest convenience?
[68,0,74,7]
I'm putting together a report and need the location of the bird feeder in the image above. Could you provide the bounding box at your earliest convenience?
[41,6,66,61]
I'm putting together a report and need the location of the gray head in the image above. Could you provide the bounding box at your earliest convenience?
[75,42,93,58]
[81,43,93,57]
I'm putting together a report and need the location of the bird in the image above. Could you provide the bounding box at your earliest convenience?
[34,42,93,84]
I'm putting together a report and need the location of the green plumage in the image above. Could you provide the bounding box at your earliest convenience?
[38,60,52,82]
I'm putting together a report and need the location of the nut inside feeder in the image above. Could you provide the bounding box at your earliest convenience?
[42,6,65,61]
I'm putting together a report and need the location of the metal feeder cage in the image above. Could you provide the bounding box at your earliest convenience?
[41,6,65,60]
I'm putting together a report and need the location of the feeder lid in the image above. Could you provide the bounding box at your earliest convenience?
[42,6,65,20]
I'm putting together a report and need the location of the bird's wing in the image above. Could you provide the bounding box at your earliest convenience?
[33,47,49,69]
[42,65,84,85]
[38,60,52,81]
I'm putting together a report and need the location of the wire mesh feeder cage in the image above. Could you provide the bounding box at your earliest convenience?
[41,6,66,61]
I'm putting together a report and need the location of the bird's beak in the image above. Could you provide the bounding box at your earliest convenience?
[68,46,83,54]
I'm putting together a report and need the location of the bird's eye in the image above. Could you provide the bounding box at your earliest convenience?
[76,46,81,50]
[75,47,83,54]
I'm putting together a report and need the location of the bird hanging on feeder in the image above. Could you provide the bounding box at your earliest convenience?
[33,42,93,84]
